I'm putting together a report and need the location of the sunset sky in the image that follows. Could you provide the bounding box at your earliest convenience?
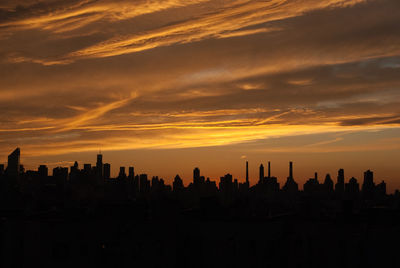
[1,0,400,191]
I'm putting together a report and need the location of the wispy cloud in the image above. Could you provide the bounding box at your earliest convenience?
[2,0,367,65]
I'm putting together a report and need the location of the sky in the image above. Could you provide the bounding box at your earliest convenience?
[1,0,400,191]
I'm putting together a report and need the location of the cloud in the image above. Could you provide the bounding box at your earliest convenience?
[1,0,368,65]
[0,0,400,161]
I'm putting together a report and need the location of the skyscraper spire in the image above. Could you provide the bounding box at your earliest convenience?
[268,161,271,178]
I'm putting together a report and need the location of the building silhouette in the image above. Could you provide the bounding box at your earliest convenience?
[259,164,264,183]
[335,168,345,197]
[362,169,375,200]
[7,147,20,178]
[96,153,103,179]
[282,161,298,193]
[103,163,111,179]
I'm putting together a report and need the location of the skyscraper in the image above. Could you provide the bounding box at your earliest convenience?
[96,153,103,178]
[128,166,135,179]
[362,169,375,199]
[193,167,200,184]
[335,168,345,196]
[104,163,111,179]
[7,148,20,178]
[38,165,48,178]
[119,167,126,178]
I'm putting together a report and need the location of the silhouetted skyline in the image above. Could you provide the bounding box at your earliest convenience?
[0,148,392,195]
[1,147,400,267]
[1,1,400,266]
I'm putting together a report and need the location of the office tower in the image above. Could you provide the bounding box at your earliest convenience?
[119,167,126,178]
[304,172,320,194]
[376,180,386,197]
[70,161,79,173]
[53,167,68,185]
[83,164,91,174]
[362,169,375,199]
[173,175,184,192]
[268,161,271,178]
[7,148,20,178]
[38,165,48,178]
[128,166,135,178]
[96,153,103,178]
[259,164,264,183]
[335,168,345,196]
[362,170,374,188]
[139,174,149,193]
[152,176,160,189]
[246,161,249,184]
[345,177,360,197]
[104,163,111,179]
[69,161,79,182]
[323,174,334,192]
[193,167,200,183]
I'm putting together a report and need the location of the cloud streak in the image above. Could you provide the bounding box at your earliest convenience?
[1,0,367,65]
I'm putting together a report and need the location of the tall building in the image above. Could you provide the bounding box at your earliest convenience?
[173,175,184,192]
[268,161,271,178]
[128,166,135,179]
[139,174,150,193]
[96,153,103,178]
[38,165,48,178]
[193,167,200,184]
[119,167,126,178]
[53,167,68,185]
[323,174,334,192]
[0,164,4,175]
[345,177,360,198]
[104,163,111,179]
[376,180,386,197]
[7,148,20,178]
[335,169,345,194]
[83,164,92,174]
[362,169,375,199]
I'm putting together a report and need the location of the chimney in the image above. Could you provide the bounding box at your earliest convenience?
[246,161,249,183]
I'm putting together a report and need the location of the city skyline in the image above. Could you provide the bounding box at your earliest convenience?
[1,147,393,194]
[1,2,400,266]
